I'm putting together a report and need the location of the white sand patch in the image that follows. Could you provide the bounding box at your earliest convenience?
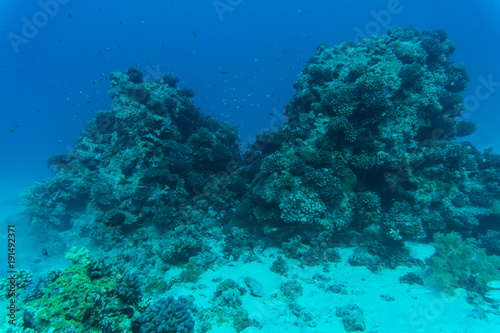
[404,241,436,261]
[169,245,500,332]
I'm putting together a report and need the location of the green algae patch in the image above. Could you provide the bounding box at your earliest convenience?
[25,264,119,332]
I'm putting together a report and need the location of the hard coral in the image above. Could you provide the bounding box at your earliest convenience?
[136,296,195,333]
[23,67,242,235]
[245,26,500,247]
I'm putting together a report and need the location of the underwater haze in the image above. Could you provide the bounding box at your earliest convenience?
[1,0,500,332]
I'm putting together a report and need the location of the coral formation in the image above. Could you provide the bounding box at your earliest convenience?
[21,69,241,232]
[135,296,195,333]
[243,25,499,252]
[336,304,366,332]
[12,249,197,332]
[20,262,124,332]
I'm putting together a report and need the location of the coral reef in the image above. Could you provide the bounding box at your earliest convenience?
[117,271,143,305]
[12,249,197,332]
[134,296,195,333]
[15,26,500,331]
[20,262,124,332]
[21,69,241,233]
[243,25,499,250]
[213,279,246,308]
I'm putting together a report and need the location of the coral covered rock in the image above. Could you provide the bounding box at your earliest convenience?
[244,26,499,247]
[21,69,242,233]
[135,296,195,333]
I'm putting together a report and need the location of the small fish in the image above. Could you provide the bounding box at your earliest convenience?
[406,287,432,295]
[105,212,126,227]
[485,290,500,301]
[42,248,50,257]
[9,124,19,133]
[487,280,500,289]
[33,259,42,264]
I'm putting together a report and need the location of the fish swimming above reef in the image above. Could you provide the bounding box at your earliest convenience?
[485,280,500,300]
[485,290,500,301]
[41,248,50,257]
[487,280,500,289]
[9,124,19,133]
[105,212,126,227]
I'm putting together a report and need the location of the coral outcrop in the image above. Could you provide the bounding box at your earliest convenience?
[244,26,500,247]
[21,69,242,240]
